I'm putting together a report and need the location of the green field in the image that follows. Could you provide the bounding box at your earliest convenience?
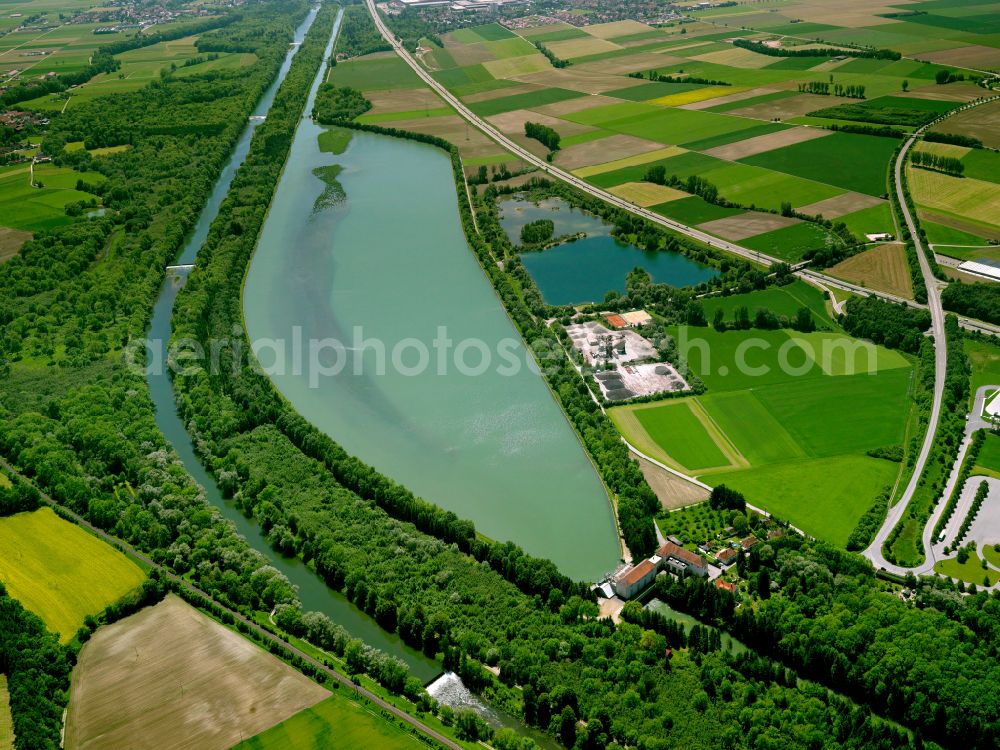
[564,104,763,147]
[966,337,1000,399]
[741,221,842,262]
[483,37,536,59]
[739,133,896,197]
[961,149,1000,185]
[468,87,585,117]
[0,165,103,232]
[634,401,730,470]
[612,320,913,543]
[232,693,424,750]
[838,203,896,238]
[935,552,1000,586]
[589,149,844,211]
[696,162,844,211]
[329,56,422,90]
[448,22,514,43]
[708,455,899,546]
[0,675,11,750]
[651,196,744,224]
[925,220,988,247]
[678,122,790,152]
[0,507,146,641]
[700,280,833,327]
[973,431,1000,479]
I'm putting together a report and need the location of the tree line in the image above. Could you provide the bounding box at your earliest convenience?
[911,149,965,176]
[942,282,1000,325]
[841,295,931,353]
[0,5,327,738]
[629,69,731,86]
[524,121,560,153]
[733,37,900,60]
[534,41,569,68]
[924,131,982,149]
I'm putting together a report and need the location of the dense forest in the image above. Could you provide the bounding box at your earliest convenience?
[0,583,72,750]
[336,3,391,58]
[0,5,321,741]
[942,281,1000,325]
[655,535,1000,747]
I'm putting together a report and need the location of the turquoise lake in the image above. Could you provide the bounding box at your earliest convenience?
[242,129,621,582]
[499,196,718,306]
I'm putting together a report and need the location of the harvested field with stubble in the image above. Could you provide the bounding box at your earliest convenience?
[0,227,30,264]
[934,99,1000,150]
[546,36,620,59]
[826,242,914,299]
[908,166,1000,231]
[797,191,884,218]
[364,88,446,115]
[608,181,688,206]
[487,108,593,137]
[727,93,850,121]
[554,133,664,170]
[64,595,329,750]
[634,456,710,510]
[698,212,800,241]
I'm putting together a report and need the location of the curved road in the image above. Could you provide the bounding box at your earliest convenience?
[0,457,461,750]
[862,126,947,573]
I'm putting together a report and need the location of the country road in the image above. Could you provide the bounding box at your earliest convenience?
[862,125,947,574]
[0,456,461,750]
[861,94,1000,574]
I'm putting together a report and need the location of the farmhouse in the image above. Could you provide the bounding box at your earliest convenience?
[658,542,708,578]
[715,547,738,567]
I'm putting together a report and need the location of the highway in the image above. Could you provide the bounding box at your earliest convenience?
[0,458,462,750]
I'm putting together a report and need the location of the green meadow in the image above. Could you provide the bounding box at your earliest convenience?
[232,693,426,750]
[611,292,913,544]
